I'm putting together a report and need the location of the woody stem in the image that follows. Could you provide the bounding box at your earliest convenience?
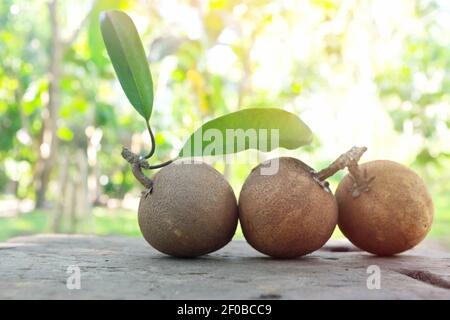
[121,147,176,189]
[315,146,367,181]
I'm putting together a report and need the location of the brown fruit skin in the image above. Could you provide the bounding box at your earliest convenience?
[138,161,238,257]
[239,157,338,258]
[336,160,434,256]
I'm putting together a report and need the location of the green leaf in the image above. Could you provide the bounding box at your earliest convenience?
[57,127,74,141]
[100,10,153,120]
[179,108,313,157]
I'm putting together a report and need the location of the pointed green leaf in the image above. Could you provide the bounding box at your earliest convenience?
[179,108,313,157]
[100,10,153,120]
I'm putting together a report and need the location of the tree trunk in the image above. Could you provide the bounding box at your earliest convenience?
[77,149,93,233]
[51,152,69,232]
[67,180,77,233]
[35,0,62,209]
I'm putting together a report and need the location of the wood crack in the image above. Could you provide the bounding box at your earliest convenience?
[396,269,450,290]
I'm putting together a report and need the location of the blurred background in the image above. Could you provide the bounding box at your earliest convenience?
[0,0,449,245]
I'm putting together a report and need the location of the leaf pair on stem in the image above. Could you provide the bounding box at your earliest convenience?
[100,10,312,181]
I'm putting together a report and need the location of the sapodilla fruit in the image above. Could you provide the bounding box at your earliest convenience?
[239,157,338,258]
[138,161,238,257]
[336,160,433,256]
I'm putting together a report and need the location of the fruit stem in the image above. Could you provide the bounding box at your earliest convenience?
[121,147,176,189]
[315,146,375,197]
[147,158,176,169]
[316,146,367,181]
[346,157,376,198]
[144,120,156,159]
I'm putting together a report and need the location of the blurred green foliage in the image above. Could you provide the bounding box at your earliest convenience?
[1,199,448,245]
[0,0,449,242]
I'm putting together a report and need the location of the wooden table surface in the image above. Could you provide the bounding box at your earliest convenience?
[0,235,449,299]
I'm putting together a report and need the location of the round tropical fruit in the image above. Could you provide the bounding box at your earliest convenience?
[138,161,238,257]
[336,160,433,256]
[239,157,338,258]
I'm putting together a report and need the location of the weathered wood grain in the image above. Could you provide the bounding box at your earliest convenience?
[0,235,449,299]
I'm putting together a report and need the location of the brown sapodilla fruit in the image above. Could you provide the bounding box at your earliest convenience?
[239,157,338,258]
[138,161,238,257]
[336,160,433,256]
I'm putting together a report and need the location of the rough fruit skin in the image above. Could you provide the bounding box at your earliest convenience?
[138,161,238,257]
[336,160,434,256]
[239,157,338,258]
